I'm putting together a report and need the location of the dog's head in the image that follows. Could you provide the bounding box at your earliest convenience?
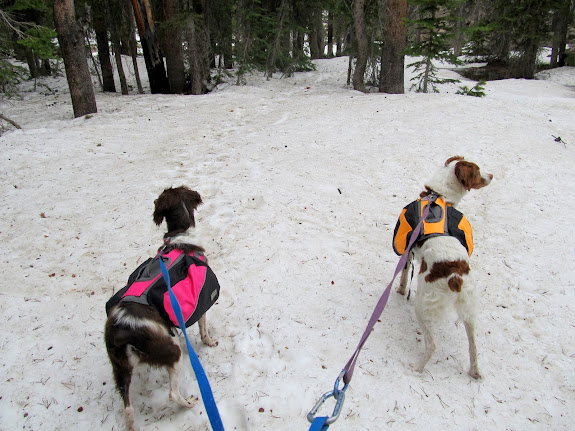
[425,156,493,204]
[153,186,203,236]
[447,156,493,191]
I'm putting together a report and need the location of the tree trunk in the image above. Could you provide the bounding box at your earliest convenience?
[92,0,116,92]
[266,0,288,79]
[123,0,144,93]
[327,11,334,57]
[186,19,208,94]
[309,31,320,59]
[380,0,407,94]
[220,4,234,69]
[111,37,129,94]
[423,56,431,93]
[94,24,116,92]
[130,0,170,93]
[551,0,571,67]
[53,0,98,117]
[452,2,466,57]
[24,47,38,79]
[352,0,368,92]
[162,0,185,93]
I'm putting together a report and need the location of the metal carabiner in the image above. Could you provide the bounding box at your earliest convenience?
[333,369,349,397]
[307,388,346,425]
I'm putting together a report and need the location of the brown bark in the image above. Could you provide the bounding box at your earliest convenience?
[123,0,144,93]
[379,0,407,94]
[352,0,368,92]
[53,0,98,117]
[92,0,116,92]
[551,0,571,67]
[162,0,185,93]
[130,0,170,93]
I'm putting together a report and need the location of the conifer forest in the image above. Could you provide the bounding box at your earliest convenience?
[0,0,573,117]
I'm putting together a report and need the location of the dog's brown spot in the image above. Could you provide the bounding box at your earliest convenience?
[425,260,470,288]
[454,161,492,191]
[448,276,463,292]
[419,258,428,274]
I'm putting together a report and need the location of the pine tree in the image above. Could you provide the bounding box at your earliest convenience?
[5,0,57,80]
[405,0,463,93]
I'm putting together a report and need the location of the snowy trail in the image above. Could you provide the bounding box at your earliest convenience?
[0,58,574,430]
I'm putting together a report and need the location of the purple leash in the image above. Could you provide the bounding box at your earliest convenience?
[307,194,436,428]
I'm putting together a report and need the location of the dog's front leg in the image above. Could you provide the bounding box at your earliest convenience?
[198,314,218,346]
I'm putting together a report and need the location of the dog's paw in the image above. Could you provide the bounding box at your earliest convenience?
[202,336,219,347]
[409,363,424,373]
[171,392,199,409]
[468,369,482,380]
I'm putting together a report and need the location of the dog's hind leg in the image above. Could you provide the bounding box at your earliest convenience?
[412,294,436,373]
[110,350,136,431]
[455,283,481,379]
[413,319,435,373]
[168,355,199,408]
[198,314,218,347]
[463,321,481,379]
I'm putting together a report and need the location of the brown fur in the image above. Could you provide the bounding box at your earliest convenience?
[455,161,491,191]
[444,155,465,166]
[419,258,428,274]
[153,187,203,238]
[425,260,470,284]
[105,186,216,430]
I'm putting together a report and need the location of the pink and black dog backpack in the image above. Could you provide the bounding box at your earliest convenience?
[106,247,220,328]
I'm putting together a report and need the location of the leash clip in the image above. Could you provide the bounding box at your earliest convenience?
[333,369,348,397]
[307,370,348,425]
[307,389,346,426]
[156,237,172,257]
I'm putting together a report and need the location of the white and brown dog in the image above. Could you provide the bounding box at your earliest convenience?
[396,156,492,378]
[105,186,217,431]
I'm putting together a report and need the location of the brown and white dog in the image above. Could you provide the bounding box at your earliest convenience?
[396,156,492,378]
[104,186,217,431]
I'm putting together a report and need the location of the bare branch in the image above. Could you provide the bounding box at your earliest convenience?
[0,8,40,38]
[0,114,23,129]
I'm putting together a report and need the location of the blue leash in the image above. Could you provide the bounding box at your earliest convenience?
[309,417,329,431]
[158,252,225,431]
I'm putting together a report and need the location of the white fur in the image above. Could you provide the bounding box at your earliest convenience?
[426,158,492,205]
[112,306,170,336]
[170,231,200,245]
[397,157,491,379]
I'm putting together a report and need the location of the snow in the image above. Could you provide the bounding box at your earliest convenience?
[1,56,574,431]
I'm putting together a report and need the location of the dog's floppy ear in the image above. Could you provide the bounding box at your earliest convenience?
[454,161,480,191]
[182,188,203,211]
[153,191,171,226]
[181,188,202,228]
[153,186,203,227]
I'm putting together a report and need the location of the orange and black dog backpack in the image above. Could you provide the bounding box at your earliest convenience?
[392,195,473,256]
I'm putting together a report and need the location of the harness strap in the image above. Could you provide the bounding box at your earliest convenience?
[158,252,225,431]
